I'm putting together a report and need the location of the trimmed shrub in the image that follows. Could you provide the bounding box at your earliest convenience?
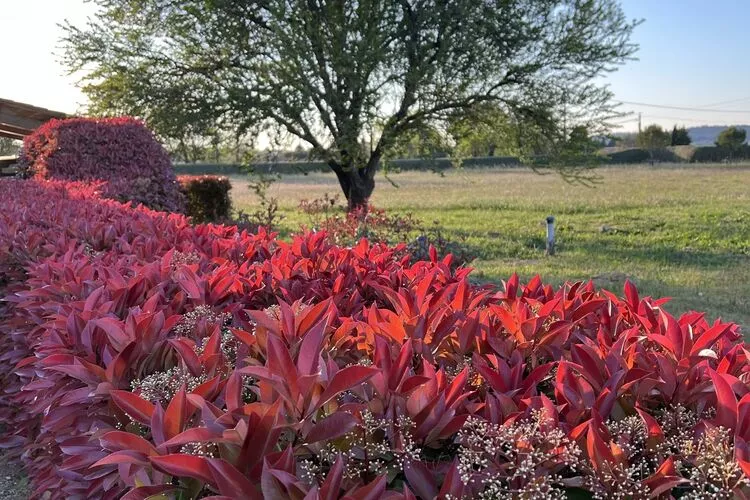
[178,174,232,223]
[18,117,183,211]
[0,178,748,499]
[691,144,750,163]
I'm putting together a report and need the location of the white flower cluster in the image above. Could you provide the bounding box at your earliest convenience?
[221,329,238,360]
[680,426,750,498]
[179,441,218,458]
[301,411,420,485]
[584,461,652,500]
[443,356,481,388]
[456,410,581,498]
[173,304,232,338]
[263,302,309,321]
[656,404,701,453]
[170,250,200,269]
[607,415,650,459]
[130,366,207,404]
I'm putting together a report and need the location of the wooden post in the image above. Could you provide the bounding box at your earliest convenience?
[545,216,555,256]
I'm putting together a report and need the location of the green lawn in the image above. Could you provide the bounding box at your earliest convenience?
[229,164,750,329]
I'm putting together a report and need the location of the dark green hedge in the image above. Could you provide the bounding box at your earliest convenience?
[177,175,232,223]
[174,156,522,176]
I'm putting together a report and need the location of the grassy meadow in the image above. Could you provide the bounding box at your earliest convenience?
[229,164,750,328]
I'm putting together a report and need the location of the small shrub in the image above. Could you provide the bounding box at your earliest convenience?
[18,117,183,211]
[315,204,420,246]
[300,194,475,267]
[298,192,341,216]
[233,167,283,231]
[178,175,232,223]
[407,220,476,266]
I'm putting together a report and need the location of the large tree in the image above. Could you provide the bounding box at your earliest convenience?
[63,0,639,209]
[637,124,670,160]
[670,125,691,146]
[716,126,747,160]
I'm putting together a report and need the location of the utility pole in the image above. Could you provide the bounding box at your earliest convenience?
[638,113,642,134]
[562,92,568,140]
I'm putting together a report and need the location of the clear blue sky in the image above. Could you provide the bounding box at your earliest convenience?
[607,0,750,130]
[1,0,749,132]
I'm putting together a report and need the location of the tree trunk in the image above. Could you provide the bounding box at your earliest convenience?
[332,165,375,212]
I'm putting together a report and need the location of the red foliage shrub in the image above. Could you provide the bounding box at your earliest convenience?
[178,175,232,223]
[0,178,749,498]
[18,117,184,211]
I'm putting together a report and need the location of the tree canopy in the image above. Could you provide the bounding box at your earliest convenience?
[637,124,670,158]
[716,126,747,151]
[63,0,639,208]
[670,126,691,146]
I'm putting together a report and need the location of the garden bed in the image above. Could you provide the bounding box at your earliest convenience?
[0,178,747,498]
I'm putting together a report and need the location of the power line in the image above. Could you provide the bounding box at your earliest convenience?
[695,96,750,109]
[639,114,714,124]
[616,100,750,113]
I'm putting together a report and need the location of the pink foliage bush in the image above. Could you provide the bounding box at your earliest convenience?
[18,117,183,212]
[0,178,748,499]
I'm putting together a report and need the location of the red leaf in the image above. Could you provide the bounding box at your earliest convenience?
[643,456,688,496]
[91,450,149,467]
[94,317,132,350]
[437,460,465,498]
[100,431,158,456]
[624,279,639,308]
[225,370,243,412]
[709,369,738,430]
[161,427,221,451]
[207,458,261,499]
[344,475,386,500]
[690,323,732,357]
[586,424,615,471]
[121,485,180,500]
[105,341,136,384]
[150,454,215,484]
[311,365,378,417]
[636,407,665,446]
[111,390,155,425]
[164,385,188,439]
[305,412,358,444]
[169,338,202,376]
[403,460,437,500]
[388,339,413,390]
[320,455,345,500]
[296,315,327,376]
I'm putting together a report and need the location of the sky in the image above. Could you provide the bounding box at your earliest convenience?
[1,0,749,133]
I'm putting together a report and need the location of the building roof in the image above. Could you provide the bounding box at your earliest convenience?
[0,98,68,140]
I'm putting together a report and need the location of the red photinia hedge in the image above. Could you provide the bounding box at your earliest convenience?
[178,175,233,223]
[18,117,184,212]
[0,178,749,499]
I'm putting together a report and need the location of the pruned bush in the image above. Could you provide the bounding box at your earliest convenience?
[18,117,183,211]
[691,144,750,163]
[178,174,232,223]
[0,178,748,499]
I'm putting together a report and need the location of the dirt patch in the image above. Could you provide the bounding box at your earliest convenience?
[0,453,28,500]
